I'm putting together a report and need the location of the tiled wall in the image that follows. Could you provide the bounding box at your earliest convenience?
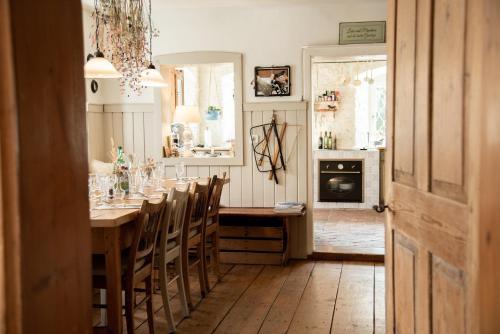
[312,63,357,149]
[313,149,380,209]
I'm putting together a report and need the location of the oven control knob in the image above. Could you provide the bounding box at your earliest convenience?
[337,163,344,170]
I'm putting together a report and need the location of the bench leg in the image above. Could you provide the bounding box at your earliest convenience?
[282,217,291,265]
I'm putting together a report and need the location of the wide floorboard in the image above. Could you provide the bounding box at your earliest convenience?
[130,260,384,333]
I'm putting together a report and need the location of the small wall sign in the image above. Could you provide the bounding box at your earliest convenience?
[339,21,386,45]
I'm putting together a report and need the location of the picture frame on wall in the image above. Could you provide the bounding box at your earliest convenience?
[339,21,386,45]
[254,65,291,97]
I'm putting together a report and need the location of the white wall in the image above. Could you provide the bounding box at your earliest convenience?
[82,1,387,104]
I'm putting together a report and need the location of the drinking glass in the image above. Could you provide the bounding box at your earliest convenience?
[113,174,125,200]
[175,162,185,181]
[127,170,137,196]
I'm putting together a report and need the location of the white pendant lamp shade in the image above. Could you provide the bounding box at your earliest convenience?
[84,52,122,79]
[140,64,167,87]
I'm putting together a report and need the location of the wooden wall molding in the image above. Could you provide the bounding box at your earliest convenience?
[105,103,153,113]
[243,101,307,112]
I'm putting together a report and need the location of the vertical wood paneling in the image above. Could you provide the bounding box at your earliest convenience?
[229,166,242,207]
[102,112,113,157]
[219,166,230,207]
[186,166,198,178]
[122,112,134,155]
[251,111,264,207]
[112,113,124,148]
[297,110,307,203]
[274,110,287,204]
[87,112,105,162]
[133,113,145,161]
[198,166,210,178]
[292,109,308,258]
[209,166,220,179]
[262,110,275,207]
[143,112,156,160]
[285,110,298,202]
[241,111,253,207]
[88,105,306,208]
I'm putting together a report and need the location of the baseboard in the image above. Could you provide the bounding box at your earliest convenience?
[309,251,384,263]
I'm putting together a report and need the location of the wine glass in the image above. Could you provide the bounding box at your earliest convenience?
[175,162,185,181]
[153,162,166,191]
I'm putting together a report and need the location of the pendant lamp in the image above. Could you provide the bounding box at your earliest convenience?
[84,0,121,79]
[140,0,167,87]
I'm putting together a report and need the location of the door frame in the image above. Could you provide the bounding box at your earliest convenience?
[301,44,387,254]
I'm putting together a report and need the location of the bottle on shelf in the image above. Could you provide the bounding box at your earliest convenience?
[333,135,337,150]
[327,132,332,150]
[318,133,323,149]
[324,131,329,149]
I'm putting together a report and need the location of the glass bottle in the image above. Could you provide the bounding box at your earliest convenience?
[318,133,323,149]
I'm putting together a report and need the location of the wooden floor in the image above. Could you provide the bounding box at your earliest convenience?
[314,209,385,256]
[122,260,385,333]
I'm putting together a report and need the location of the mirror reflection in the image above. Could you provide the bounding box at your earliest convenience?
[160,62,235,158]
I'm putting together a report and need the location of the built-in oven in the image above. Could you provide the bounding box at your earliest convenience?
[319,160,363,202]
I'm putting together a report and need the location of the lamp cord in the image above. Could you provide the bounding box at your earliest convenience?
[148,0,153,65]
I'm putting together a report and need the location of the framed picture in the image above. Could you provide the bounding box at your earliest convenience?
[339,21,386,45]
[254,66,291,97]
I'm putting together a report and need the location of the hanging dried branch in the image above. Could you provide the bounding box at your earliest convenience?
[91,0,159,95]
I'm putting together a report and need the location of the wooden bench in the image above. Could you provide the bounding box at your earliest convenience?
[218,207,305,265]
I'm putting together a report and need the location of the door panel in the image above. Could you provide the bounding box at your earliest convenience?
[431,256,466,334]
[431,0,468,202]
[394,234,416,334]
[387,0,473,332]
[393,0,417,184]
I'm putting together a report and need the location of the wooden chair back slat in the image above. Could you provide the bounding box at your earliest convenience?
[184,181,211,237]
[208,173,226,217]
[128,194,167,276]
[160,186,190,251]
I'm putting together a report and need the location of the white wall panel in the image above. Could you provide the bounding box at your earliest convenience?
[241,111,253,207]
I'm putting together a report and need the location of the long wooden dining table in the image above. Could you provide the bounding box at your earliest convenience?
[90,179,188,334]
[89,177,223,334]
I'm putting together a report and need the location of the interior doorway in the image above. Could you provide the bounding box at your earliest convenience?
[302,45,387,260]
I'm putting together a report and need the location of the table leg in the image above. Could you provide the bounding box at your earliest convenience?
[104,228,122,334]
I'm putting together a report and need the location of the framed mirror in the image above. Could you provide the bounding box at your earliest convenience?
[154,51,243,165]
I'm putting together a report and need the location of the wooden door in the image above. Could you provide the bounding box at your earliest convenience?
[1,0,91,332]
[385,0,498,332]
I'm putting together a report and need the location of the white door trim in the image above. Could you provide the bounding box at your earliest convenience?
[301,44,387,254]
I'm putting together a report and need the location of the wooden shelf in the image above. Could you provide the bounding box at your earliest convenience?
[314,101,340,112]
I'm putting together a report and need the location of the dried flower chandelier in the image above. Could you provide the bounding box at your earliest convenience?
[89,0,161,94]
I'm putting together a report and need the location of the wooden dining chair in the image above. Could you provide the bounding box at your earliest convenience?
[203,173,226,290]
[93,194,167,334]
[181,180,211,309]
[156,186,190,333]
